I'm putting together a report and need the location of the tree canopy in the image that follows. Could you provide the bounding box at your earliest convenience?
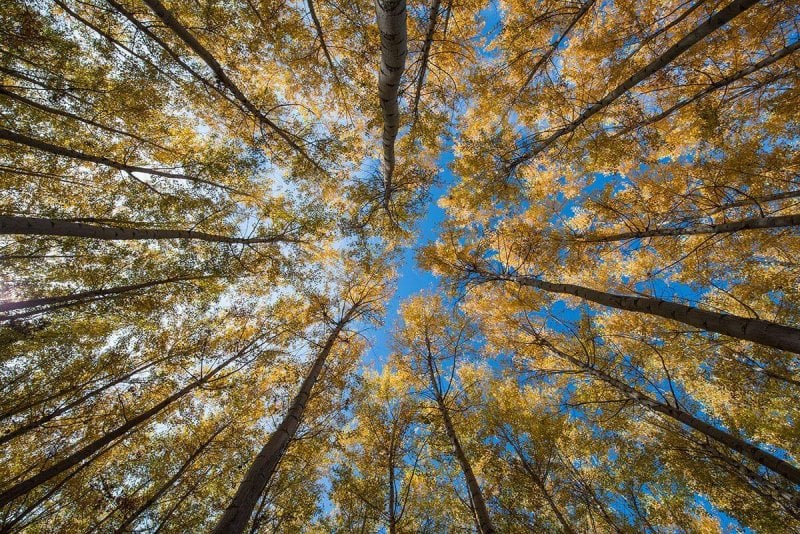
[1,0,799,531]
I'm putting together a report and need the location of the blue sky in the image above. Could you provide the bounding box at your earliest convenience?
[365,152,453,366]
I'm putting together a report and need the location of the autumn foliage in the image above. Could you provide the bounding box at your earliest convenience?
[1,0,799,531]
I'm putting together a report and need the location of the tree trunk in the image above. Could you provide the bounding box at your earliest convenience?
[579,213,800,242]
[140,0,319,170]
[508,0,761,170]
[306,0,340,83]
[0,128,238,193]
[488,271,800,354]
[0,215,289,245]
[411,0,441,124]
[540,336,800,485]
[707,189,800,215]
[0,347,249,506]
[619,40,800,134]
[0,274,212,317]
[508,445,575,534]
[424,341,496,534]
[0,355,168,446]
[375,0,408,208]
[511,0,595,105]
[0,86,162,149]
[212,310,354,533]
[388,434,397,534]
[114,424,227,532]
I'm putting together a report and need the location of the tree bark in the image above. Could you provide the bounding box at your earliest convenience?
[537,335,800,485]
[0,274,212,317]
[508,0,761,170]
[707,189,800,215]
[212,309,356,533]
[424,336,496,534]
[0,346,250,506]
[306,0,340,84]
[0,215,291,245]
[487,271,800,355]
[510,0,595,107]
[579,213,800,242]
[387,430,397,534]
[0,128,238,193]
[618,40,800,135]
[411,0,441,124]
[140,0,320,170]
[0,86,163,149]
[508,444,575,534]
[0,355,169,446]
[114,424,227,532]
[375,0,408,208]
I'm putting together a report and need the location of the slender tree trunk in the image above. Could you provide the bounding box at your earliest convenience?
[424,340,496,534]
[619,40,800,135]
[538,335,800,485]
[510,0,595,106]
[0,346,249,507]
[0,215,289,245]
[507,443,575,534]
[0,274,212,317]
[51,0,189,92]
[139,0,319,170]
[0,128,238,193]
[411,0,441,124]
[579,213,800,242]
[707,189,800,215]
[375,0,408,208]
[104,0,242,110]
[114,424,227,532]
[508,0,761,170]
[0,86,163,149]
[213,310,355,533]
[387,434,397,534]
[559,455,623,533]
[694,439,800,520]
[486,270,800,354]
[306,0,340,83]
[622,0,708,62]
[0,355,168,446]
[152,468,212,534]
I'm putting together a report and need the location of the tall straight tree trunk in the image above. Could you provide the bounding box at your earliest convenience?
[387,434,397,534]
[510,0,595,105]
[114,424,228,532]
[507,0,761,170]
[0,274,212,317]
[579,213,800,242]
[410,0,441,124]
[0,344,254,507]
[0,128,238,193]
[375,0,408,208]
[0,87,162,149]
[483,270,800,354]
[104,0,242,109]
[139,0,319,170]
[693,439,800,520]
[505,437,575,534]
[706,189,800,215]
[618,41,800,135]
[535,333,800,485]
[213,308,357,533]
[0,215,290,245]
[0,354,169,446]
[424,336,496,534]
[306,0,340,83]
